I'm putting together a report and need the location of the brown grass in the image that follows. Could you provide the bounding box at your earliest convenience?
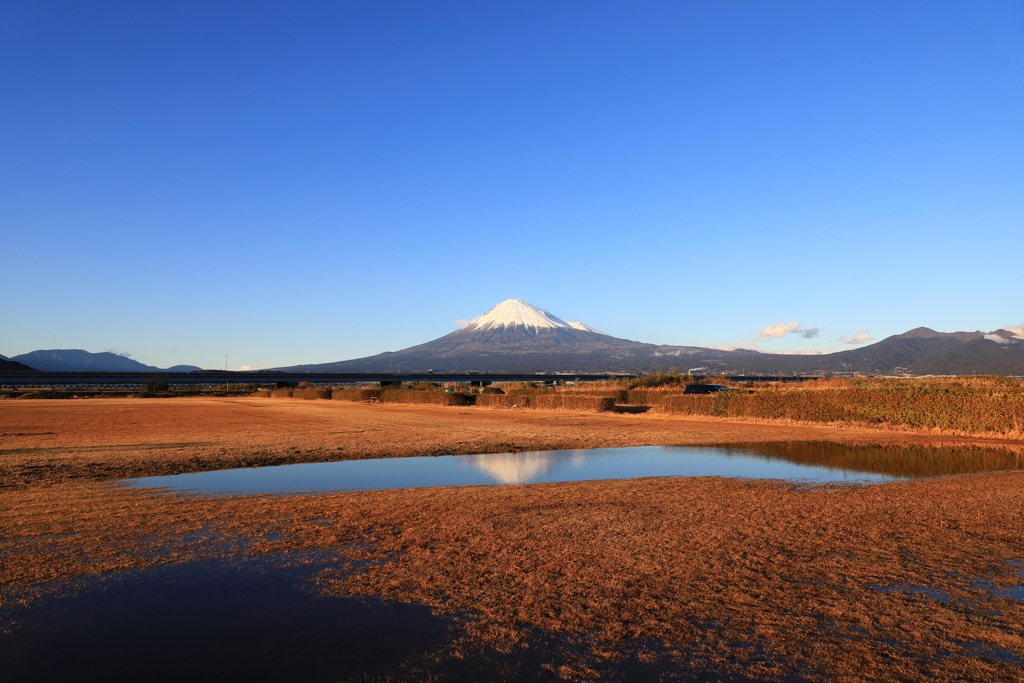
[3,398,1024,679]
[2,473,1023,681]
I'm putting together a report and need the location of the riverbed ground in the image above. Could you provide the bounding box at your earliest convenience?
[2,398,1023,681]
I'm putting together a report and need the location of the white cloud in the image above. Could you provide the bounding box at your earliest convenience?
[837,329,873,345]
[772,347,836,355]
[754,322,822,342]
[706,342,758,351]
[1000,324,1024,339]
[456,318,471,328]
[701,321,843,354]
[236,365,272,371]
[984,332,1023,346]
[754,322,800,341]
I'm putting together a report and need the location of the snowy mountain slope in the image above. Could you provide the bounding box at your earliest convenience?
[462,299,607,335]
[463,299,571,331]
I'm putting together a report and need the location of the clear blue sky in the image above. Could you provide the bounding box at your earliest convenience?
[2,1,1022,369]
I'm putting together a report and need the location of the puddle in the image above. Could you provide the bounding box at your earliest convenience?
[0,556,458,683]
[0,556,788,683]
[123,442,1024,495]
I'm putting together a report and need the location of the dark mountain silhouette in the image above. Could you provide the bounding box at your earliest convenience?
[10,350,201,373]
[277,300,1024,376]
[0,358,38,373]
[640,328,991,375]
[911,336,1024,375]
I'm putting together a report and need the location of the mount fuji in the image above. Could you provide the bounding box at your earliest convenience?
[280,299,662,373]
[277,299,1024,375]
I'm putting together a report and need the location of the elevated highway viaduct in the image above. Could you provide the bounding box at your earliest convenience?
[0,371,814,390]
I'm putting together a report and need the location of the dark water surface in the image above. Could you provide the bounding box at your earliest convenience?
[125,442,1024,495]
[0,556,791,683]
[0,557,453,683]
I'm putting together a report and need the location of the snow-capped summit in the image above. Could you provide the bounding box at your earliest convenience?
[463,299,606,335]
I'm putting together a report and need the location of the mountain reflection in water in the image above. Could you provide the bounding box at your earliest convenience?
[460,451,587,484]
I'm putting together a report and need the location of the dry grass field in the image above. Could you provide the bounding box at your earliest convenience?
[2,397,1024,681]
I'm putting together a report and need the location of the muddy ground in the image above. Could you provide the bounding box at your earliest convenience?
[2,397,1024,681]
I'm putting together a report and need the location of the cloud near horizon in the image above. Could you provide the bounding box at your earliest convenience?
[984,324,1024,345]
[705,341,836,355]
[773,348,836,355]
[706,321,825,351]
[837,329,873,345]
[706,342,755,351]
[754,322,822,341]
[456,318,471,328]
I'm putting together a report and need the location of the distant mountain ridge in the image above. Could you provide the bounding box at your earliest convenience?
[8,349,201,373]
[0,358,38,373]
[276,300,1024,376]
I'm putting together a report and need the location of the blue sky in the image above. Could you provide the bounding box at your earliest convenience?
[2,1,1022,369]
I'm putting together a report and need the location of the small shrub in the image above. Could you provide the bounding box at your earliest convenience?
[18,390,68,400]
[621,371,689,389]
[481,387,505,395]
[144,374,169,392]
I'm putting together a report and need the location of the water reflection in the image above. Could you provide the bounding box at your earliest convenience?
[124,442,1024,496]
[711,442,1024,478]
[460,451,587,484]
